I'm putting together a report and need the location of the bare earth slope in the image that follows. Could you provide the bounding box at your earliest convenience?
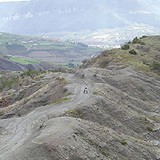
[0,66,160,160]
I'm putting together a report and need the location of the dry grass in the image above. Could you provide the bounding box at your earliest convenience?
[83,36,160,75]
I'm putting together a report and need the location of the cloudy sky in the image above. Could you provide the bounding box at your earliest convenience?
[0,0,30,2]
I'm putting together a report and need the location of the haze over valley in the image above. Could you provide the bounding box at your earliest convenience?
[0,0,160,48]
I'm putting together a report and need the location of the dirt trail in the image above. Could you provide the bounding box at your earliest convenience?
[0,72,92,160]
[0,68,160,160]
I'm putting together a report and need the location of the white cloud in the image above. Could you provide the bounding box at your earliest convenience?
[0,0,30,2]
[129,10,152,15]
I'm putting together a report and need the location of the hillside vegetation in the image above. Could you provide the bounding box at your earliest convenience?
[82,35,160,75]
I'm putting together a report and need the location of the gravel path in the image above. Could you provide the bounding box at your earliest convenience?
[0,73,92,160]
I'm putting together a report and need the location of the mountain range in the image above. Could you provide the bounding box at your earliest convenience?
[0,0,160,35]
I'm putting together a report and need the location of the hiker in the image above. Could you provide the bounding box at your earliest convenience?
[83,86,88,94]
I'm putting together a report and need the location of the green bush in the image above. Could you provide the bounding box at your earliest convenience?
[0,76,18,91]
[132,37,139,44]
[132,37,145,45]
[20,70,45,79]
[121,44,130,50]
[150,61,160,71]
[140,35,147,39]
[129,49,137,55]
[120,139,127,145]
[147,127,154,132]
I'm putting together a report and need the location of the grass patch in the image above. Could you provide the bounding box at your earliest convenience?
[93,92,100,95]
[0,76,18,91]
[53,97,69,105]
[65,109,76,114]
[9,56,40,65]
[150,61,160,71]
[65,108,84,119]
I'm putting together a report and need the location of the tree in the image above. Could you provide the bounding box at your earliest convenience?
[129,49,137,55]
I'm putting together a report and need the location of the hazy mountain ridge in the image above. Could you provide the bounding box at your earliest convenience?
[0,0,160,35]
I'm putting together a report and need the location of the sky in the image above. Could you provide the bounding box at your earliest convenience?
[0,0,30,2]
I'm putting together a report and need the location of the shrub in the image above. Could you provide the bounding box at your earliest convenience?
[20,70,45,79]
[147,127,154,132]
[140,35,147,39]
[121,44,130,50]
[132,37,145,45]
[0,76,18,91]
[150,61,160,71]
[132,37,139,44]
[129,49,137,55]
[120,139,127,145]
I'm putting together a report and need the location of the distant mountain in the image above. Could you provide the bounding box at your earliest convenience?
[0,0,160,35]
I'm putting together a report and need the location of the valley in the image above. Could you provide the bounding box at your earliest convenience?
[0,32,100,70]
[46,25,160,49]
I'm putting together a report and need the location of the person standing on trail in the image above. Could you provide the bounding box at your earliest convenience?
[84,85,88,94]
